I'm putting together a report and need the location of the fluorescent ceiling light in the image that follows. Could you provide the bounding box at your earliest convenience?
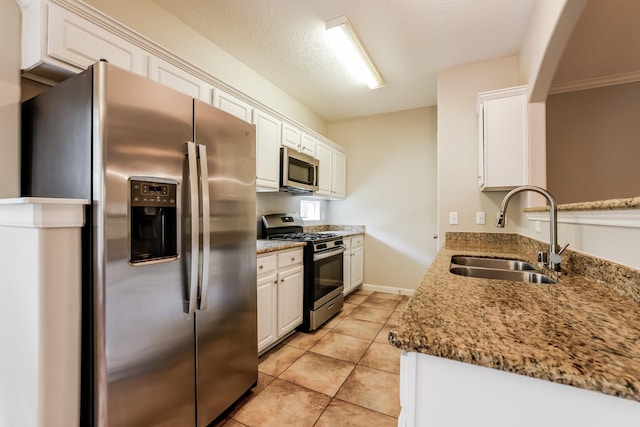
[326,15,385,90]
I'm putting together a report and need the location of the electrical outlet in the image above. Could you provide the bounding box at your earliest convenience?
[449,212,458,225]
[535,220,541,233]
[476,211,486,225]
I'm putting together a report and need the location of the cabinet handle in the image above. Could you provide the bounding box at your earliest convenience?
[259,265,263,269]
[281,278,284,282]
[291,257,295,262]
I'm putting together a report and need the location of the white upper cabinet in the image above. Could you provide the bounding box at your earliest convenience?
[22,1,147,81]
[19,0,349,197]
[148,57,212,102]
[213,89,253,123]
[316,139,346,199]
[281,122,301,151]
[253,109,282,191]
[300,132,316,158]
[477,85,529,191]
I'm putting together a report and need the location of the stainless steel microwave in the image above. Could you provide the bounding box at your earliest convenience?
[280,147,319,194]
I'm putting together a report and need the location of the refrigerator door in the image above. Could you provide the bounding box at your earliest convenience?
[95,63,196,426]
[193,100,258,426]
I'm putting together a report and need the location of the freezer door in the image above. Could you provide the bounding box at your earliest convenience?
[193,100,258,426]
[95,63,196,427]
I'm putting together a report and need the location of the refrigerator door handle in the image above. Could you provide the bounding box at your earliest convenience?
[197,143,210,310]
[186,141,200,315]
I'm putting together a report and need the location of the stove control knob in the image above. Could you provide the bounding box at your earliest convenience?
[317,243,327,250]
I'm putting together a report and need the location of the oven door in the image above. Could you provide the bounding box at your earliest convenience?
[312,246,345,309]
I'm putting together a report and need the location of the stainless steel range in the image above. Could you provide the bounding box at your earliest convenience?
[262,214,345,331]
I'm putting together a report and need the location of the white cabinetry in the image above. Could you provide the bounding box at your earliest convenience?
[22,1,147,82]
[343,234,364,295]
[256,248,303,354]
[253,109,282,191]
[282,122,301,151]
[399,351,640,427]
[316,140,346,199]
[477,85,528,191]
[276,250,304,336]
[281,123,316,158]
[213,89,253,123]
[300,132,316,158]
[148,57,212,102]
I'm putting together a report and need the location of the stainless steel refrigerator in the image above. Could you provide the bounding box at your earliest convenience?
[21,61,258,426]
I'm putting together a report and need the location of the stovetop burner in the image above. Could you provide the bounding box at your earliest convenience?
[270,232,338,242]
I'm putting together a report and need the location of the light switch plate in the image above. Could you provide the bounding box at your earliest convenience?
[449,212,458,225]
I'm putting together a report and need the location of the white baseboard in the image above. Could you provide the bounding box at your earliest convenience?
[361,283,416,296]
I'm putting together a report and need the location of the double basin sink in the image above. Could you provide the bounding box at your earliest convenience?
[450,256,557,284]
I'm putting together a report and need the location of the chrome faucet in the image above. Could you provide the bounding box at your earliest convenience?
[496,185,566,272]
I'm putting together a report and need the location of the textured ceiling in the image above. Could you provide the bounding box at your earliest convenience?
[156,0,537,121]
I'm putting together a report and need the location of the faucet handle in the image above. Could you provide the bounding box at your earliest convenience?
[558,243,570,255]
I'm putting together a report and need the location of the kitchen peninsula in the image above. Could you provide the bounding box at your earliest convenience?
[390,232,640,426]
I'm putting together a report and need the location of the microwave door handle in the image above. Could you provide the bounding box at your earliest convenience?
[185,141,199,316]
[197,144,210,311]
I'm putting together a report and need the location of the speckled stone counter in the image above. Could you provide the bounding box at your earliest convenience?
[304,224,365,238]
[257,240,306,254]
[389,232,640,402]
[525,196,640,212]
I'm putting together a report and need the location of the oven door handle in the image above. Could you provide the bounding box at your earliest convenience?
[313,246,345,261]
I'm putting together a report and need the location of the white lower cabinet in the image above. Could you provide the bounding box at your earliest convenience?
[399,351,640,427]
[256,248,303,354]
[343,234,364,295]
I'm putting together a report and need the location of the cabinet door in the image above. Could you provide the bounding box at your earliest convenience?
[350,246,364,288]
[253,109,281,190]
[277,265,303,336]
[282,122,301,151]
[343,251,352,295]
[301,132,316,158]
[46,4,146,75]
[315,140,332,196]
[213,89,253,123]
[257,273,277,353]
[148,57,212,102]
[478,87,528,191]
[332,150,347,199]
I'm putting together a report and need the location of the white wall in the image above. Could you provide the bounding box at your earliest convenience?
[0,0,21,198]
[437,55,521,244]
[256,192,330,233]
[82,0,327,135]
[327,107,437,291]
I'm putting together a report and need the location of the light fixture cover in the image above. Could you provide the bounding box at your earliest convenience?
[326,15,385,89]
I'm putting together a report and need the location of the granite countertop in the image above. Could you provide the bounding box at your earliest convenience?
[525,195,640,212]
[257,240,306,254]
[389,232,640,401]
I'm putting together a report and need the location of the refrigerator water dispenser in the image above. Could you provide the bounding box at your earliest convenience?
[130,179,178,263]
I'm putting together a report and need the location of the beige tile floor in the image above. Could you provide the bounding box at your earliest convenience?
[211,289,409,427]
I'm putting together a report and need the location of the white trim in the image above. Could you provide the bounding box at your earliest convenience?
[0,198,89,228]
[361,282,416,296]
[549,71,640,94]
[526,209,640,228]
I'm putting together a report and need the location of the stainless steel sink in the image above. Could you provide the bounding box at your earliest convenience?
[449,266,557,284]
[450,256,536,271]
[449,256,556,284]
